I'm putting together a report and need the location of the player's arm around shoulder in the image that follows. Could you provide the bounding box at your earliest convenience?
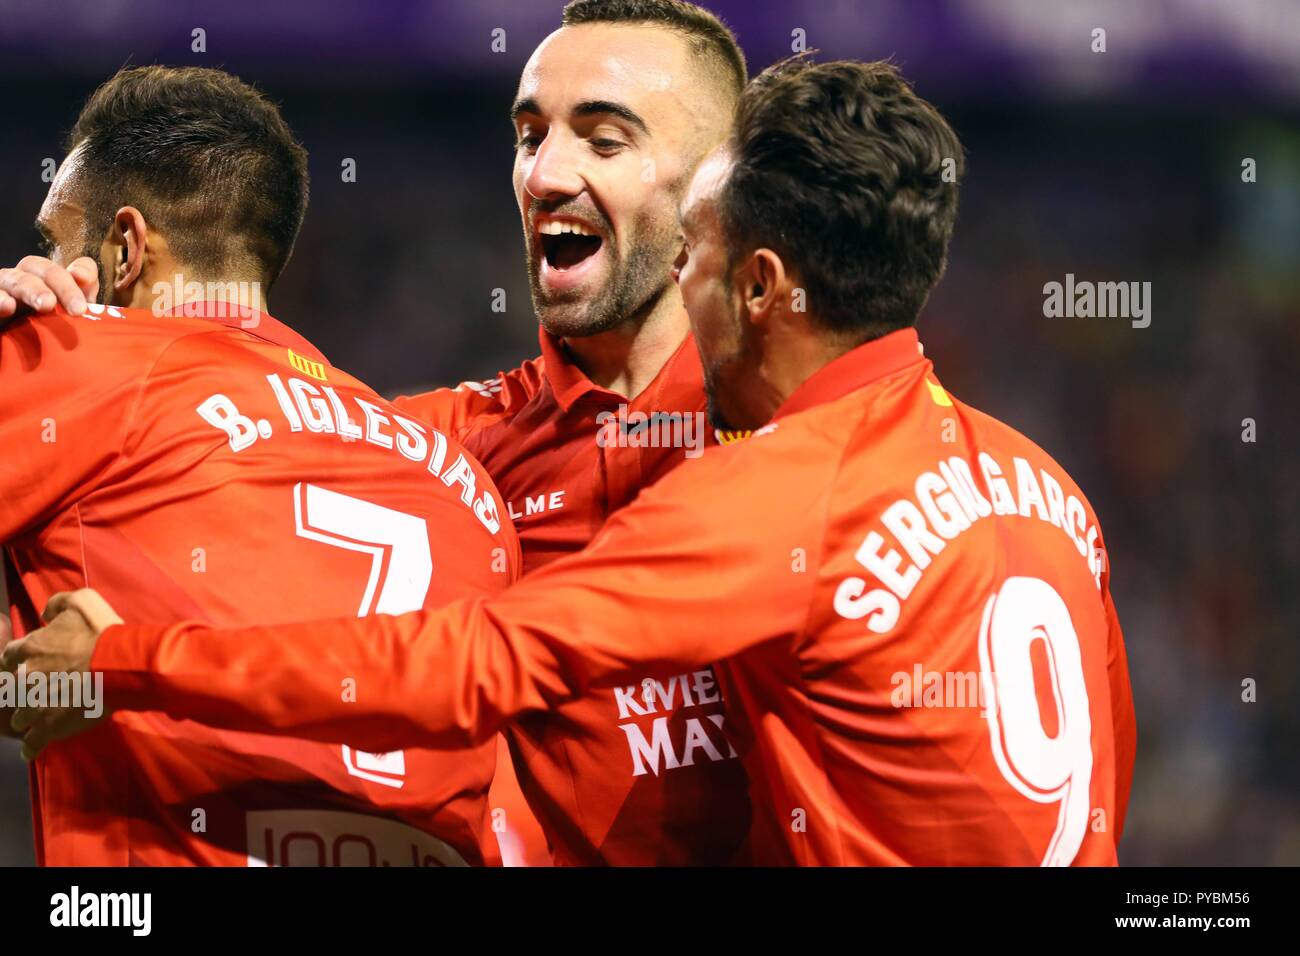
[497,415,844,675]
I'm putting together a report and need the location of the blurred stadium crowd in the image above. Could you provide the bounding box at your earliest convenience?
[1,0,1296,864]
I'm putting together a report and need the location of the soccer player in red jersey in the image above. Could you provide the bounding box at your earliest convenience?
[0,66,520,866]
[6,0,759,866]
[10,58,1137,865]
[386,1,754,864]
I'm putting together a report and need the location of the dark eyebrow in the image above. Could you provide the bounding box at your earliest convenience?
[511,96,649,136]
[573,100,648,135]
[511,96,651,142]
[510,97,540,122]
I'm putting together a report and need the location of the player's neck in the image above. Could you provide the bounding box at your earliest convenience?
[125,268,268,316]
[750,318,873,422]
[561,289,689,400]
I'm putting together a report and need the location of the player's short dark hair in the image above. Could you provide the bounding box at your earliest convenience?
[562,0,746,98]
[720,57,964,340]
[67,65,309,288]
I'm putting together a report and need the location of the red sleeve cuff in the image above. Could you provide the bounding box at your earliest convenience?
[91,622,161,708]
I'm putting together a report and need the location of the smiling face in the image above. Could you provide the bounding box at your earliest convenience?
[512,22,723,338]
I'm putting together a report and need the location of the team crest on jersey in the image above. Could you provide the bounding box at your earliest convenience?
[287,348,328,382]
[714,429,752,445]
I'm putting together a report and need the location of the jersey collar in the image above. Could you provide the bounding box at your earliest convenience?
[165,300,328,363]
[774,327,926,420]
[538,325,704,413]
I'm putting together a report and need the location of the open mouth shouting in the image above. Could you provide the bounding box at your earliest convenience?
[535,215,608,293]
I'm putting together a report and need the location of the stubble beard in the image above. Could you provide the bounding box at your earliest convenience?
[527,210,679,339]
[701,303,760,433]
[75,232,109,306]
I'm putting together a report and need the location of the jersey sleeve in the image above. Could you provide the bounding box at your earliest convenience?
[93,430,831,751]
[393,361,543,443]
[0,312,144,542]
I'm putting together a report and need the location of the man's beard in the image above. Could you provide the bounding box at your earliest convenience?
[700,309,762,433]
[703,380,736,432]
[75,240,109,306]
[702,335,754,431]
[526,209,678,339]
[702,356,746,432]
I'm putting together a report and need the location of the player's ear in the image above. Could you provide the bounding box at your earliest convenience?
[109,206,148,297]
[740,248,786,326]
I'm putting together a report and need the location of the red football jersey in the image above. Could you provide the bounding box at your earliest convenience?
[394,327,753,865]
[1,302,520,866]
[99,328,1136,865]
